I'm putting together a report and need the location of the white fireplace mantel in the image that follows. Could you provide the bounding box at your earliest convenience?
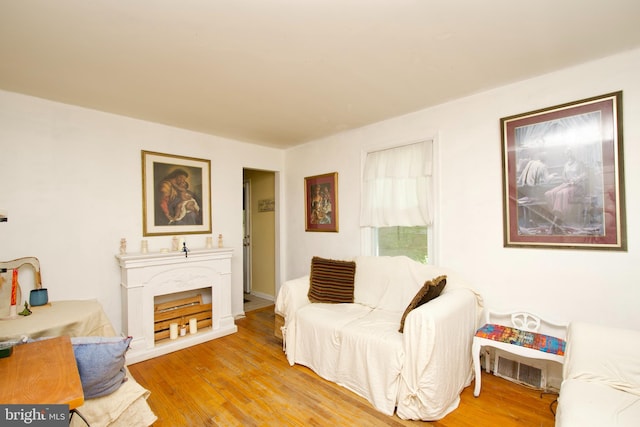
[116,248,237,364]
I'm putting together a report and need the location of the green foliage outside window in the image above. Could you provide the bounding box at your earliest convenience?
[376,226,428,264]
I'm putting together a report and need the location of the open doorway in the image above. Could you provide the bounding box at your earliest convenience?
[243,179,252,295]
[242,169,276,313]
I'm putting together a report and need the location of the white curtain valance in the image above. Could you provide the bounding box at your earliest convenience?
[360,140,433,227]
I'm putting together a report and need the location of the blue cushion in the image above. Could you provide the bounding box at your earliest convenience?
[71,336,132,399]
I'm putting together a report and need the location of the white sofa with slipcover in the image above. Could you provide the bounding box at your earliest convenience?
[555,321,640,426]
[275,255,483,421]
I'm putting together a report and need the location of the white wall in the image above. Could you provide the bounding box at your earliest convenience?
[0,91,284,333]
[284,48,640,330]
[2,48,638,335]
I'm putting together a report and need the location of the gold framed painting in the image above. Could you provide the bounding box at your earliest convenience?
[304,172,338,232]
[142,150,212,236]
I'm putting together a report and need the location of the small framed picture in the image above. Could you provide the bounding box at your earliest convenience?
[258,199,275,212]
[501,91,626,250]
[304,172,339,232]
[142,150,212,236]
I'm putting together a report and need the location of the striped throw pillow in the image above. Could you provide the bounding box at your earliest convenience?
[308,257,356,303]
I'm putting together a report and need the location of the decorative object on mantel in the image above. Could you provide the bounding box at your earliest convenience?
[171,236,179,252]
[218,234,223,248]
[141,240,149,254]
[18,301,31,316]
[206,236,213,249]
[182,242,189,258]
[119,238,127,255]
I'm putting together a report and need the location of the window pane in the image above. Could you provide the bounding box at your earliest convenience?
[376,226,428,264]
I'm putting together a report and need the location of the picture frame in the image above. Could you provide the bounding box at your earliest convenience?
[501,91,626,250]
[258,199,275,212]
[304,172,339,232]
[142,150,212,236]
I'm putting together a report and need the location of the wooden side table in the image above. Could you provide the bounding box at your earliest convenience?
[0,336,84,409]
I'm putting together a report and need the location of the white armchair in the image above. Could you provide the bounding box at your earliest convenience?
[556,322,640,426]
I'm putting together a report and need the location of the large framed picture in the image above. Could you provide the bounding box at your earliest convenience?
[304,172,339,232]
[142,150,212,236]
[501,91,626,250]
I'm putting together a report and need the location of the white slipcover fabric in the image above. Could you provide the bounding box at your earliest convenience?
[556,322,640,426]
[396,288,478,420]
[275,256,483,421]
[295,302,372,381]
[557,380,640,427]
[336,309,405,415]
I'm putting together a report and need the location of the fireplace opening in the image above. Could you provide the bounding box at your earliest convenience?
[153,288,213,343]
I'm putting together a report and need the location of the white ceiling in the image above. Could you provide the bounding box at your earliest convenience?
[1,1,640,149]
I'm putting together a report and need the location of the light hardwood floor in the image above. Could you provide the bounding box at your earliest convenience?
[243,293,274,313]
[128,306,557,426]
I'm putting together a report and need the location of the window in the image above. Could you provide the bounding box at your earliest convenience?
[375,226,428,264]
[361,140,433,263]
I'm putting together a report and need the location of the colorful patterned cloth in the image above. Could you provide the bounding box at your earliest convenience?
[475,323,565,356]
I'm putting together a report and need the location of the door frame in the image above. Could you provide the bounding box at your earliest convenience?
[243,179,252,294]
